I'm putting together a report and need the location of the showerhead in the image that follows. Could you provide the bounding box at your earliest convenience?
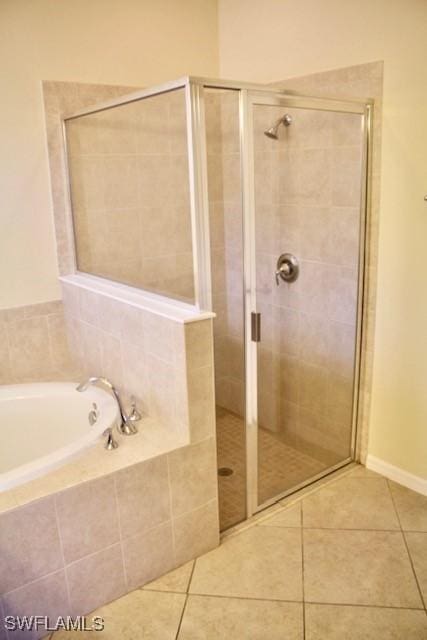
[264,113,292,140]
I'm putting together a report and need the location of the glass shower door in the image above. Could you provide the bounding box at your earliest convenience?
[249,96,367,508]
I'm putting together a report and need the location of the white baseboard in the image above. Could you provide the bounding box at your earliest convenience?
[366,455,427,496]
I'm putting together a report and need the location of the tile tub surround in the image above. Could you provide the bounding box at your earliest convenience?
[43,76,217,455]
[0,292,220,634]
[45,465,427,640]
[0,437,219,634]
[0,300,79,385]
[60,281,216,443]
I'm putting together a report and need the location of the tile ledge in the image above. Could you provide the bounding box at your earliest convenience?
[60,273,215,324]
[1,415,189,513]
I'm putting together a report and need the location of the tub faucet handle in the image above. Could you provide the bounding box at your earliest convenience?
[128,397,142,423]
[76,376,138,436]
[103,427,118,450]
[120,418,138,436]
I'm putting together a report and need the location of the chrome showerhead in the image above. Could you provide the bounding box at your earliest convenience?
[264,113,292,140]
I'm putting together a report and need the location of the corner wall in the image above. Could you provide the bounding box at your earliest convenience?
[217,0,427,480]
[0,0,219,309]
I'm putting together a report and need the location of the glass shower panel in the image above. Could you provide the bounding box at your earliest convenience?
[205,88,246,530]
[65,88,195,303]
[253,104,363,505]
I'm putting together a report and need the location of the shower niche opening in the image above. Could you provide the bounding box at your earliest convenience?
[62,78,371,532]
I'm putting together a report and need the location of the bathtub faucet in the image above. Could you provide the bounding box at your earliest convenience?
[76,377,138,436]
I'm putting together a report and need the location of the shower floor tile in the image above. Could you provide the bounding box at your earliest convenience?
[50,466,427,640]
[216,406,326,530]
[215,407,246,530]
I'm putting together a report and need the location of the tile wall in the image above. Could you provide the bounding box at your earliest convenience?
[0,290,219,634]
[253,105,363,464]
[43,79,217,442]
[0,439,219,636]
[43,81,137,279]
[0,79,224,631]
[65,89,194,303]
[61,282,216,443]
[0,301,79,385]
[205,63,382,467]
[206,89,245,416]
[274,61,383,463]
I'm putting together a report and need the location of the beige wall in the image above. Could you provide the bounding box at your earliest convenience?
[0,0,218,309]
[218,0,427,478]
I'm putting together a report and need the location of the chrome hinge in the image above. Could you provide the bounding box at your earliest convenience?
[251,312,261,342]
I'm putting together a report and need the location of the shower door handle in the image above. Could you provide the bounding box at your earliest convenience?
[251,312,261,342]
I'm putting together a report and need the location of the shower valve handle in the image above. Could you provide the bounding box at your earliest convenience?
[275,253,299,285]
[275,263,291,285]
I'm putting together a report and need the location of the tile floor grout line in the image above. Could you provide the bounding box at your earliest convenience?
[385,479,426,611]
[175,592,194,640]
[402,530,427,612]
[301,502,306,640]
[399,529,427,534]
[170,591,304,604]
[186,559,197,593]
[257,523,301,529]
[142,587,189,596]
[309,524,402,533]
[303,600,427,611]
[257,524,403,532]
[220,463,367,538]
[174,594,189,640]
[138,588,427,611]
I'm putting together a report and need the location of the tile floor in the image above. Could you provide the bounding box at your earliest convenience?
[50,465,427,639]
[216,407,329,530]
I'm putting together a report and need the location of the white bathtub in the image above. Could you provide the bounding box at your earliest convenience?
[0,382,120,491]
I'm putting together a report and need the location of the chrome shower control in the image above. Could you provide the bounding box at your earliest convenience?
[275,253,299,284]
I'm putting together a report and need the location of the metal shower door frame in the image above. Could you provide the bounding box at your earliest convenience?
[62,76,372,522]
[62,76,215,314]
[241,89,372,517]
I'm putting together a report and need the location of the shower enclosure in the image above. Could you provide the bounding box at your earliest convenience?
[63,77,371,531]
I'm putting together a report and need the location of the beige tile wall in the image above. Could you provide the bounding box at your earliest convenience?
[61,281,216,441]
[0,296,219,626]
[0,301,79,384]
[43,79,217,440]
[206,71,377,468]
[44,81,137,278]
[0,442,219,630]
[206,64,381,467]
[273,61,383,463]
[206,89,245,416]
[66,89,194,303]
[253,105,363,464]
[22,79,222,629]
